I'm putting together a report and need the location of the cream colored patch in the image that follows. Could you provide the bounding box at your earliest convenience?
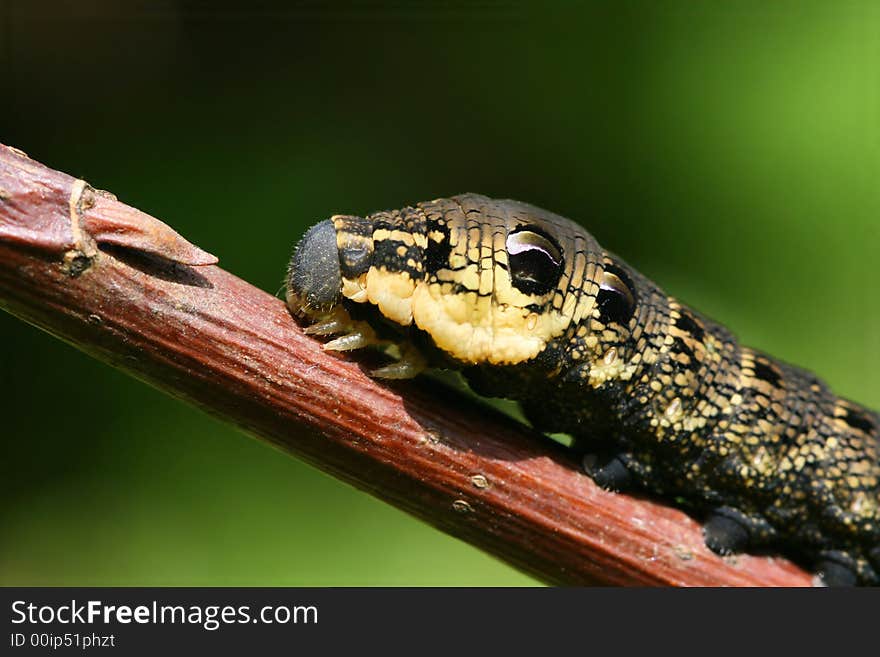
[409,282,571,364]
[341,274,369,303]
[363,267,416,325]
[344,252,597,365]
[406,257,593,365]
[372,228,417,245]
[449,252,468,269]
[588,351,636,387]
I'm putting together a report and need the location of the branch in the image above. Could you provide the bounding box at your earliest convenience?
[0,143,812,586]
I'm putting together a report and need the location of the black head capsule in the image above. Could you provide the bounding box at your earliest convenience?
[286,219,342,316]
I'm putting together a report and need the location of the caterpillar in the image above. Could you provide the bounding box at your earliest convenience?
[285,193,880,586]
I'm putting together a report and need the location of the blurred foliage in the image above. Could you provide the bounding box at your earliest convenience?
[1,0,878,585]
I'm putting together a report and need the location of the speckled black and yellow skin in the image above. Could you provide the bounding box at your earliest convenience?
[286,193,880,586]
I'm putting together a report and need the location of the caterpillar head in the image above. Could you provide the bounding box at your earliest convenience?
[286,219,343,316]
[287,195,641,367]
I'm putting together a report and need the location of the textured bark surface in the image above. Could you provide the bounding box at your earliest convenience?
[0,143,813,586]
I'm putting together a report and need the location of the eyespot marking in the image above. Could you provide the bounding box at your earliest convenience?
[596,263,636,325]
[506,225,564,296]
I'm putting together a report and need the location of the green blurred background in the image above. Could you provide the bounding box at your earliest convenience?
[1,1,878,585]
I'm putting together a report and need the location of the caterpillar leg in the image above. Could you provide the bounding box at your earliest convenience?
[702,506,777,556]
[582,452,634,492]
[300,305,425,380]
[370,344,427,379]
[869,546,880,572]
[300,306,383,351]
[815,552,859,587]
[580,449,658,494]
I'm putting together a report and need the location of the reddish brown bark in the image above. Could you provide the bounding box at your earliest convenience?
[0,143,813,586]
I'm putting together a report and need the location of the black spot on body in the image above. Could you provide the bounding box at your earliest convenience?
[525,303,547,314]
[752,360,784,388]
[668,336,696,362]
[340,245,372,278]
[842,409,876,434]
[374,239,420,277]
[675,311,705,342]
[425,219,452,274]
